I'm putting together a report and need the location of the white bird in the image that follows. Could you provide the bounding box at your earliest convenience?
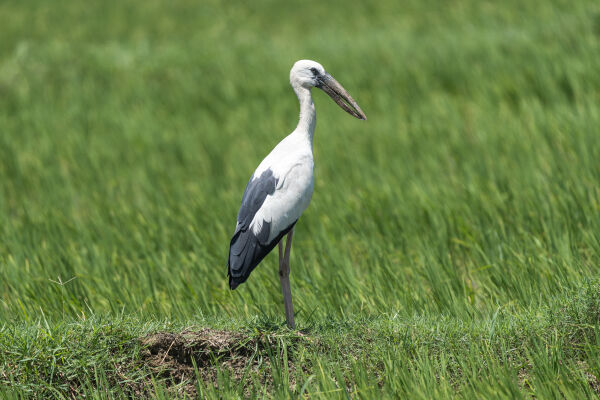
[227,59,366,328]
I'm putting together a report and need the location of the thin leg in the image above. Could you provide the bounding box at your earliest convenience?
[278,240,284,268]
[278,228,295,329]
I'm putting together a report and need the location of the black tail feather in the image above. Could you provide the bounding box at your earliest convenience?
[227,221,296,289]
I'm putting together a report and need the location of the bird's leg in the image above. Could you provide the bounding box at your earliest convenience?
[278,240,284,268]
[278,228,295,329]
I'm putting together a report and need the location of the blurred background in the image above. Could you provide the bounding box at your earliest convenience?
[0,0,599,323]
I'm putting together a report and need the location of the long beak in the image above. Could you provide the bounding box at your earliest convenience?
[317,72,367,120]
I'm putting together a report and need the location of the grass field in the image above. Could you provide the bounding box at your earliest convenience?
[1,0,600,398]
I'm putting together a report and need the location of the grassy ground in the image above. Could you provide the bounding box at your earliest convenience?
[1,0,600,398]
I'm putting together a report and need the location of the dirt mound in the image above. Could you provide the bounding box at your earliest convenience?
[137,329,295,397]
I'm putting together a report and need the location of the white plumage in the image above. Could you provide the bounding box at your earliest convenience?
[227,59,366,328]
[250,129,315,244]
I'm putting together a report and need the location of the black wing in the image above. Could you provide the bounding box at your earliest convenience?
[227,168,296,289]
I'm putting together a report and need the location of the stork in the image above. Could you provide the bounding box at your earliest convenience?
[227,60,366,328]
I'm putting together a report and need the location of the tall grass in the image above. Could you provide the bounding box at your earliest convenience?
[0,0,599,397]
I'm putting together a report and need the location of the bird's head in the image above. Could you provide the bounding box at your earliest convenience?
[290,59,367,120]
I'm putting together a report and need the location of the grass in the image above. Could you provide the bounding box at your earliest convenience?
[0,0,599,397]
[1,282,600,398]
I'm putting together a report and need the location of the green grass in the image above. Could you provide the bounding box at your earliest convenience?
[1,0,599,397]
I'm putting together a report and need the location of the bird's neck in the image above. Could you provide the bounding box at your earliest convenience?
[294,86,316,145]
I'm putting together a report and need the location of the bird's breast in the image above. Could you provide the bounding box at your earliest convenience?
[251,154,314,243]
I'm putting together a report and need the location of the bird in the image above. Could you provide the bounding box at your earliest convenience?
[227,59,366,328]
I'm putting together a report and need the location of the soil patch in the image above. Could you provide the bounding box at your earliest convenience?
[136,329,296,397]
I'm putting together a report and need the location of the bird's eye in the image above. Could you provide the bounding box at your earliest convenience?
[310,67,319,75]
